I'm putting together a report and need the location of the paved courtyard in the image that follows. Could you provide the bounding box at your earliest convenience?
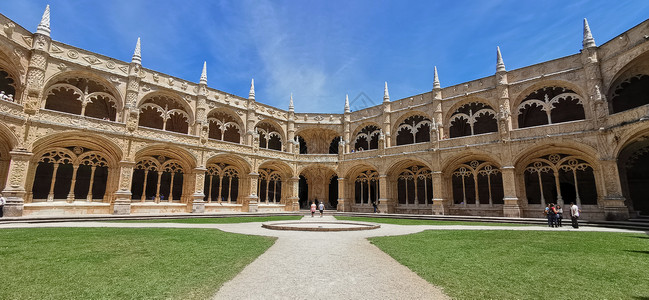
[0,215,640,299]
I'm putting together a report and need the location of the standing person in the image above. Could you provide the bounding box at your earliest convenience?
[557,204,563,227]
[318,201,325,217]
[0,193,5,218]
[547,203,558,228]
[570,202,581,228]
[310,201,316,217]
[372,201,377,213]
[544,204,551,227]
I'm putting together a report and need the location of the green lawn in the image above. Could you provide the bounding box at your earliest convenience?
[116,215,302,224]
[370,230,649,299]
[0,228,275,300]
[335,216,529,226]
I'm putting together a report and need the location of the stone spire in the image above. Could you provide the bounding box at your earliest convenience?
[583,18,596,48]
[36,5,51,36]
[288,93,294,111]
[248,78,255,100]
[496,46,506,72]
[433,66,441,89]
[383,81,390,102]
[132,37,141,65]
[344,94,350,113]
[199,61,207,85]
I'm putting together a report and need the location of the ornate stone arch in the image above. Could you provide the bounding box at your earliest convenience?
[515,143,601,208]
[206,108,243,143]
[254,119,285,151]
[607,72,649,114]
[351,122,382,151]
[392,111,433,146]
[511,81,587,128]
[137,91,195,134]
[0,45,26,102]
[41,71,123,121]
[445,98,498,138]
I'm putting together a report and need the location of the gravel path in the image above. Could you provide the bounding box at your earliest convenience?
[0,215,641,300]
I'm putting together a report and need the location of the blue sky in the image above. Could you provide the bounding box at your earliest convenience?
[2,1,649,113]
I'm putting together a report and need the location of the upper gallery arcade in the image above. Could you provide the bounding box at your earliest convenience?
[1,5,649,220]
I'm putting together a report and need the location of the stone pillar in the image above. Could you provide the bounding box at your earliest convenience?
[599,159,629,220]
[1,150,33,217]
[191,167,206,213]
[247,172,259,212]
[113,161,135,215]
[501,166,522,218]
[378,174,392,213]
[287,176,299,211]
[23,34,51,114]
[337,177,350,212]
[431,171,450,215]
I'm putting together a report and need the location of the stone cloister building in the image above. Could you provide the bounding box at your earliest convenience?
[1,6,648,220]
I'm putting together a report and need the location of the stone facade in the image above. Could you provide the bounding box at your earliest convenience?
[1,7,648,220]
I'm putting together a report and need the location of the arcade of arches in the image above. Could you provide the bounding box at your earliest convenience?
[1,11,649,220]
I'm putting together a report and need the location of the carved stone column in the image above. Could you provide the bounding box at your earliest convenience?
[431,171,450,215]
[287,176,299,211]
[191,167,206,213]
[247,172,259,212]
[113,161,135,215]
[23,33,50,114]
[501,166,522,218]
[599,159,629,220]
[336,177,349,212]
[1,150,33,217]
[378,174,392,213]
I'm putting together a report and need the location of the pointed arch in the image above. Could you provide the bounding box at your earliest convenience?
[42,72,123,121]
[138,91,194,134]
[255,119,284,151]
[512,83,586,128]
[447,100,498,138]
[352,123,381,151]
[207,108,243,143]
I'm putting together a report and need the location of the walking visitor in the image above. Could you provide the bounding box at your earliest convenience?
[318,201,324,217]
[310,201,316,217]
[0,193,5,217]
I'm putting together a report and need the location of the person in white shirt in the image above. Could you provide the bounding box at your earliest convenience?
[570,202,581,228]
[318,201,324,217]
[0,193,6,217]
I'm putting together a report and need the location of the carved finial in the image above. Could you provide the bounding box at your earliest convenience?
[132,37,141,65]
[496,46,506,72]
[383,81,390,102]
[289,93,294,111]
[344,94,350,113]
[583,18,596,48]
[199,61,207,85]
[36,5,51,36]
[433,66,441,89]
[248,78,255,100]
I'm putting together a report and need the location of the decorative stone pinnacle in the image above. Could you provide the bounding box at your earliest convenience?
[344,94,350,113]
[583,18,596,48]
[496,46,506,72]
[199,61,207,85]
[249,78,255,100]
[132,37,141,64]
[36,4,51,36]
[433,66,441,89]
[289,93,294,111]
[383,81,390,102]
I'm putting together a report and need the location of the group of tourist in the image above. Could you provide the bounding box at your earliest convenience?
[0,91,14,102]
[310,200,325,217]
[545,202,581,228]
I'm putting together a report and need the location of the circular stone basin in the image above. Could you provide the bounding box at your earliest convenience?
[262,221,380,232]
